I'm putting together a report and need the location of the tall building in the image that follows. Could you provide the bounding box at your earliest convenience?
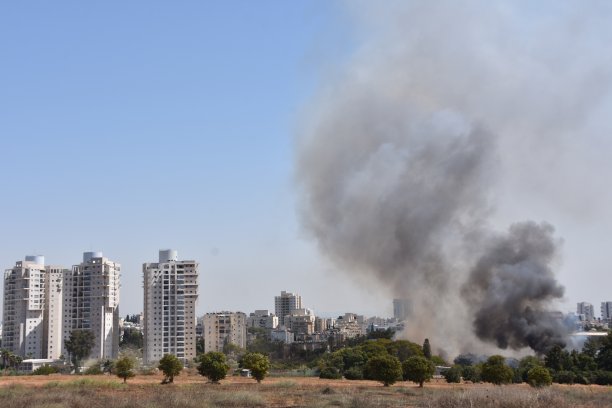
[143,250,199,364]
[203,311,247,353]
[44,265,67,359]
[3,256,47,358]
[63,252,120,360]
[577,302,595,322]
[275,291,302,327]
[393,298,412,321]
[601,302,612,322]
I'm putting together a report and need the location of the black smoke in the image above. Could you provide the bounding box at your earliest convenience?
[462,222,567,353]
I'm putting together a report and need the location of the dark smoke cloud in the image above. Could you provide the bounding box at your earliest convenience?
[296,1,611,354]
[463,222,567,353]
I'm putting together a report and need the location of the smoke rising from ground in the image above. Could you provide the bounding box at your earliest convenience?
[296,2,612,354]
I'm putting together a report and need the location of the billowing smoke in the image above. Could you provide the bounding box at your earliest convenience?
[296,2,611,354]
[462,222,568,353]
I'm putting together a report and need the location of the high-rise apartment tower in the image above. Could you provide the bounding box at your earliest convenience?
[143,250,199,364]
[63,252,120,360]
[275,291,302,327]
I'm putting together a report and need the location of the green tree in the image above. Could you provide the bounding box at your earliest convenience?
[64,329,96,373]
[596,332,612,371]
[158,354,184,384]
[120,328,144,350]
[115,356,136,383]
[442,365,462,383]
[461,365,481,382]
[1,349,10,369]
[527,366,552,387]
[241,352,271,383]
[481,355,513,385]
[402,356,435,387]
[517,355,543,382]
[422,339,432,360]
[198,351,230,383]
[365,355,403,387]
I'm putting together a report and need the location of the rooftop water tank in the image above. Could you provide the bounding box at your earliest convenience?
[159,249,178,263]
[25,255,45,265]
[83,251,103,262]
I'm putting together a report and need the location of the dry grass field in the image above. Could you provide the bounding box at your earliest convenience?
[0,373,611,407]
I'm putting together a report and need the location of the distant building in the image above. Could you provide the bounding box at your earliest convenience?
[247,310,278,331]
[286,309,315,335]
[44,265,66,359]
[203,311,247,353]
[271,326,294,344]
[3,256,47,358]
[335,313,365,338]
[143,250,199,364]
[63,252,121,360]
[275,291,302,327]
[393,298,412,321]
[577,302,595,322]
[601,302,612,322]
[314,316,328,333]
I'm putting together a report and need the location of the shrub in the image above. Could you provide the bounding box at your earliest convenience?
[84,365,103,375]
[32,364,59,375]
[554,370,576,384]
[527,366,552,387]
[592,370,612,385]
[481,355,513,385]
[461,365,481,382]
[344,366,364,380]
[319,366,342,379]
[443,365,462,383]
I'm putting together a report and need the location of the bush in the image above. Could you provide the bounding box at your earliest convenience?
[527,366,552,387]
[461,365,481,382]
[443,365,462,383]
[344,366,364,380]
[32,364,59,375]
[554,370,576,384]
[366,355,403,387]
[592,370,612,385]
[84,365,103,375]
[481,355,513,385]
[319,366,342,379]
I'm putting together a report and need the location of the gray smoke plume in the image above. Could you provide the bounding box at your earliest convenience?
[463,222,567,353]
[296,1,612,354]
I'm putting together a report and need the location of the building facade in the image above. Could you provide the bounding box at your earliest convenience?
[275,291,302,327]
[601,302,612,323]
[285,308,315,335]
[577,302,595,322]
[393,298,412,322]
[203,311,247,353]
[143,250,199,364]
[63,252,120,360]
[3,256,47,358]
[43,266,66,359]
[247,310,278,331]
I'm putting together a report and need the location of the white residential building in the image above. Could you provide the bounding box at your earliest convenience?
[275,291,302,327]
[3,256,47,358]
[203,311,247,353]
[286,308,315,335]
[44,266,67,359]
[577,302,595,322]
[143,250,199,364]
[247,310,278,331]
[63,252,120,360]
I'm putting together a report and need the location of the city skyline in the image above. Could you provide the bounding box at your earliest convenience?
[2,1,612,326]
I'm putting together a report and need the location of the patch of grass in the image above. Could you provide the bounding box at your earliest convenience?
[211,390,266,407]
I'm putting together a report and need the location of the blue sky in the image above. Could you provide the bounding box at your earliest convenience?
[0,1,381,317]
[2,1,612,326]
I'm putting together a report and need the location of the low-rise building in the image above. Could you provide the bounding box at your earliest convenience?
[203,312,247,353]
